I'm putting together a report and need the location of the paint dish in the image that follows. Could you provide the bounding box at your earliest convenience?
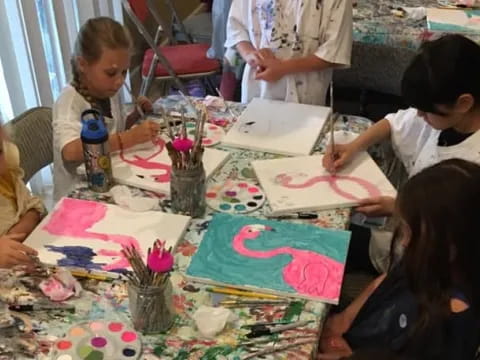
[52,320,141,360]
[206,180,266,214]
[186,121,225,147]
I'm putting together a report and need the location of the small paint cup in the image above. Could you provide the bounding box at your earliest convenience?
[127,279,175,334]
[170,163,206,218]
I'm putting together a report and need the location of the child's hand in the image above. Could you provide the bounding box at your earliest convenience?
[126,120,160,146]
[255,57,286,82]
[0,234,37,268]
[135,96,153,114]
[318,335,353,359]
[323,143,357,173]
[244,51,263,68]
[356,196,396,217]
[322,313,352,337]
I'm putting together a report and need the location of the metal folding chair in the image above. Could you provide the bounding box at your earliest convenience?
[122,0,220,96]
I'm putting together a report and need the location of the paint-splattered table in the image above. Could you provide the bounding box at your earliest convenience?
[12,98,377,360]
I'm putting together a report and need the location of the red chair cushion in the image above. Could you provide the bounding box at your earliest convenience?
[142,43,220,77]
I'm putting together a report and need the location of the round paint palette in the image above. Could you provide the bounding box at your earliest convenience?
[206,180,266,214]
[186,121,225,147]
[51,320,141,360]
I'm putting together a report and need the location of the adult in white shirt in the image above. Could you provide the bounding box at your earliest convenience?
[225,0,352,105]
[323,34,480,273]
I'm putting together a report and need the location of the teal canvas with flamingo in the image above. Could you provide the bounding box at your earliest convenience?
[186,213,351,304]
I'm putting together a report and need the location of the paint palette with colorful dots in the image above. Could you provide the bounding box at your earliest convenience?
[206,180,266,214]
[51,320,141,360]
[185,121,225,147]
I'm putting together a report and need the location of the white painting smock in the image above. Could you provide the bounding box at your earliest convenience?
[369,107,480,272]
[53,85,124,201]
[226,0,352,105]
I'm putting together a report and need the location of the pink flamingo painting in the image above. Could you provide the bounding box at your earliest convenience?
[43,198,141,271]
[119,137,171,183]
[232,224,345,300]
[275,172,381,201]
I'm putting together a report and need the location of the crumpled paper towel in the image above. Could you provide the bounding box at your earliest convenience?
[110,185,158,212]
[39,268,82,302]
[192,306,238,338]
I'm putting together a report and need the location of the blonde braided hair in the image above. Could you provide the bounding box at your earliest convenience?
[70,17,132,112]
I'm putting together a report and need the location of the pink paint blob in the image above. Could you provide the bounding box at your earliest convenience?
[208,125,218,130]
[206,192,217,198]
[275,173,381,201]
[108,322,124,332]
[203,138,213,145]
[90,321,103,332]
[121,331,137,342]
[232,225,345,300]
[238,183,248,188]
[119,137,171,183]
[43,198,143,271]
[248,187,259,193]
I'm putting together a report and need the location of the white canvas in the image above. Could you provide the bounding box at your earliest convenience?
[24,197,191,272]
[427,8,480,33]
[111,138,230,194]
[252,153,397,215]
[222,98,330,156]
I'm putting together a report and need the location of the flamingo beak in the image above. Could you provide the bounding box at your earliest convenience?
[264,226,275,232]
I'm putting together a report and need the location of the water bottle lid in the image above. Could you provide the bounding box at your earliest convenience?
[81,109,108,144]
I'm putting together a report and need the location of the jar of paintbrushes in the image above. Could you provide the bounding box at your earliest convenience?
[162,105,207,218]
[123,240,175,334]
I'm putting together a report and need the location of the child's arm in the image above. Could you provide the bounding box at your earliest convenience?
[323,118,392,173]
[61,120,160,162]
[256,55,333,82]
[7,209,41,241]
[322,273,387,337]
[125,96,153,129]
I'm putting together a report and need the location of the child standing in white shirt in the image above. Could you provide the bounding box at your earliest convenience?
[323,34,480,273]
[53,17,159,201]
[226,0,352,105]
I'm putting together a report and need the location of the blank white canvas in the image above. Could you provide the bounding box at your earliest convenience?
[111,140,230,194]
[222,98,330,156]
[25,198,191,271]
[252,153,397,215]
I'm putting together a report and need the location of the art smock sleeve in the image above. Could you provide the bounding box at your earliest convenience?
[314,0,353,67]
[225,0,250,48]
[385,108,433,174]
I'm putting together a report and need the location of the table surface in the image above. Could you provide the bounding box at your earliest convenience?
[3,96,373,360]
[354,0,480,48]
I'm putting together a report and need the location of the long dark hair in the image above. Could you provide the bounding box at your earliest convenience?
[401,34,480,114]
[394,159,480,333]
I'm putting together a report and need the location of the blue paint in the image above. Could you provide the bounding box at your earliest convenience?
[234,204,247,211]
[187,213,351,295]
[219,203,231,211]
[45,245,105,271]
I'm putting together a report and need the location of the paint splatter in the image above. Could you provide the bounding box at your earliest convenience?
[45,245,105,271]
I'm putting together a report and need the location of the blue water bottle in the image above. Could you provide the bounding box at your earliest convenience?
[80,109,113,192]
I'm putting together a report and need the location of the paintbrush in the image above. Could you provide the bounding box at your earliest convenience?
[215,87,236,120]
[178,90,198,118]
[123,82,146,121]
[329,80,337,174]
[241,338,316,359]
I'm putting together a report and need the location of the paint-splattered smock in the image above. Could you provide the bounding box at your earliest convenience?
[225,0,353,105]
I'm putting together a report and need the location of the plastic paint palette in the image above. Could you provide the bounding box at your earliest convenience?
[51,320,141,360]
[186,121,225,147]
[206,180,266,214]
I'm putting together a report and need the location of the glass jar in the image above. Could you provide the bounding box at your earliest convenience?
[127,279,175,334]
[170,163,206,218]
